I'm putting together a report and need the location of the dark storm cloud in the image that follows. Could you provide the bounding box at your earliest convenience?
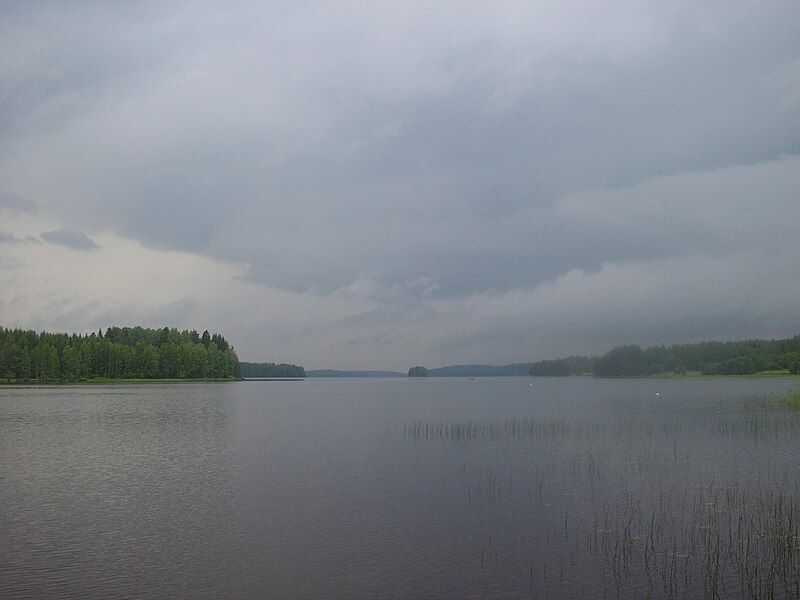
[0,193,36,214]
[40,228,99,251]
[1,0,799,366]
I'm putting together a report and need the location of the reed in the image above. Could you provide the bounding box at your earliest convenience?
[404,387,800,597]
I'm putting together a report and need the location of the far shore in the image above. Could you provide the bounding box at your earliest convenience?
[3,371,799,386]
[593,370,800,379]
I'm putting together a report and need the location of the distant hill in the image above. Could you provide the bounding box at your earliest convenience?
[306,370,405,378]
[308,364,534,378]
[286,334,800,381]
[427,363,532,377]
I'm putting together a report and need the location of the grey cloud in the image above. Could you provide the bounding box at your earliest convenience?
[40,227,99,251]
[1,1,799,367]
[92,297,200,332]
[0,193,36,213]
[14,296,199,337]
[329,250,800,369]
[0,230,18,243]
[0,3,185,143]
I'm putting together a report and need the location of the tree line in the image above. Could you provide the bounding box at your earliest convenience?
[240,362,305,378]
[529,336,800,377]
[0,326,241,382]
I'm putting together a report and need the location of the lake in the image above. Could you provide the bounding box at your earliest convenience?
[2,377,800,598]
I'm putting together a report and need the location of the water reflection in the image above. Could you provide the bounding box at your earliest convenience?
[1,378,800,598]
[0,385,235,598]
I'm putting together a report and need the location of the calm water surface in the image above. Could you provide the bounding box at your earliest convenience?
[2,377,800,598]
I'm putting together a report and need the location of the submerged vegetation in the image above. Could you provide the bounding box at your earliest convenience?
[530,336,800,377]
[403,387,800,597]
[745,388,800,411]
[0,326,241,382]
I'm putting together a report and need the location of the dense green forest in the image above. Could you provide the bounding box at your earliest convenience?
[0,326,241,382]
[529,336,800,377]
[240,362,305,378]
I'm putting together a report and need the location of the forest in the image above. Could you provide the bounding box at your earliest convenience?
[240,362,305,378]
[529,336,800,377]
[0,326,241,382]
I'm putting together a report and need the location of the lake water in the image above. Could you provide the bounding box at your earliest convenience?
[2,377,800,598]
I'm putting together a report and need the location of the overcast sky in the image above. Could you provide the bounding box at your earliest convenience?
[1,1,799,369]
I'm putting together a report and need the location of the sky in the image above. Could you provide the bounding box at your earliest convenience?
[1,1,799,370]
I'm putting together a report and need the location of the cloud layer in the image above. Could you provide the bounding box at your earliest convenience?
[0,1,798,368]
[41,227,99,251]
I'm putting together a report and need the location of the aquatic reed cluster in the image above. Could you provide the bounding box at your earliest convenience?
[402,389,800,597]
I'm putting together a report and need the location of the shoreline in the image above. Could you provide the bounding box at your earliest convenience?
[584,371,800,380]
[0,377,243,386]
[3,373,798,386]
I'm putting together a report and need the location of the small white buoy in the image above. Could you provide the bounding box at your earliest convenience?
[655,392,660,396]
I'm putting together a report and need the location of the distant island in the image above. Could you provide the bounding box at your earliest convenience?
[0,326,242,383]
[397,363,547,377]
[529,336,800,377]
[241,362,305,378]
[408,366,429,377]
[306,370,405,378]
